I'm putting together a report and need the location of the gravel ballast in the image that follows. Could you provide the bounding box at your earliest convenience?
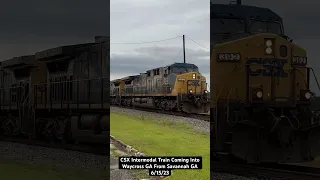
[111,106,210,134]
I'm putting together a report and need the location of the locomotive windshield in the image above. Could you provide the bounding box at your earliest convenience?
[171,67,199,74]
[211,17,248,44]
[211,18,245,34]
[250,20,283,35]
[169,63,199,74]
[211,4,285,44]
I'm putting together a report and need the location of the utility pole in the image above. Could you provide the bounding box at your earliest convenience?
[183,35,186,63]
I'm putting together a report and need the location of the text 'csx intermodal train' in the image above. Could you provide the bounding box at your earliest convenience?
[211,2,320,164]
[110,63,210,114]
[0,36,109,144]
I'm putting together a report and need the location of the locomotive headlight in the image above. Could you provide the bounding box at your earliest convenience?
[264,39,274,55]
[265,40,273,47]
[204,90,208,94]
[300,90,312,101]
[265,47,273,54]
[189,90,193,93]
[192,73,196,79]
[305,92,311,99]
[256,91,263,98]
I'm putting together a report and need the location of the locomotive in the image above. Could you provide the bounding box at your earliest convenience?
[211,1,320,163]
[110,62,210,114]
[0,36,110,144]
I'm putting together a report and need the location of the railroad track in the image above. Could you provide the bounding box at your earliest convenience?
[0,136,109,156]
[111,105,210,121]
[213,161,320,180]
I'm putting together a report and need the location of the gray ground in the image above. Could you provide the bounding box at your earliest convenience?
[0,141,108,180]
[110,149,137,180]
[110,142,150,180]
[111,106,210,134]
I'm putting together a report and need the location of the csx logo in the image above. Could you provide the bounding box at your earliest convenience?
[188,80,200,86]
[247,58,288,77]
[120,157,130,162]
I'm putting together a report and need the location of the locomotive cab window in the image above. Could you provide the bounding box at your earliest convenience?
[211,18,246,44]
[211,18,245,34]
[250,20,283,35]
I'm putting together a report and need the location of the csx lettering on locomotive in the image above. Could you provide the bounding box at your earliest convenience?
[247,58,288,77]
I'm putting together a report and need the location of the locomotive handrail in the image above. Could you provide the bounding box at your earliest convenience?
[289,66,320,93]
[32,77,109,109]
[290,68,309,89]
[309,68,320,92]
[22,87,32,107]
[33,76,109,86]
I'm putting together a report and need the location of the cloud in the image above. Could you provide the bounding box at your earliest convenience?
[111,0,210,84]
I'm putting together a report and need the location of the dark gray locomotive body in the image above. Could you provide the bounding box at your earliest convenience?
[0,36,110,144]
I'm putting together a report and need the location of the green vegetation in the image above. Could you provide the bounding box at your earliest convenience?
[110,113,210,180]
[0,159,108,180]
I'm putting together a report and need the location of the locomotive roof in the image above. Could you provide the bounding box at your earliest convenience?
[2,55,36,69]
[148,62,198,71]
[110,63,199,82]
[35,43,97,61]
[169,62,198,68]
[211,3,282,22]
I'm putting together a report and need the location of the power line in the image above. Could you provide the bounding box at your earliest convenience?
[111,36,182,44]
[174,48,182,62]
[185,36,209,50]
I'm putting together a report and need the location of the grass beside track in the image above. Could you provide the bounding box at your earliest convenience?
[110,113,210,180]
[0,159,108,180]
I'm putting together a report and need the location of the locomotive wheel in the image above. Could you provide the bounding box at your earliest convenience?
[1,117,19,136]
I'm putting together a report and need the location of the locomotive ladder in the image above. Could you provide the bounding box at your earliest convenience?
[19,88,35,138]
[214,87,235,160]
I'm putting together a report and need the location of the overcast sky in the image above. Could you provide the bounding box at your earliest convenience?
[0,0,110,60]
[110,0,210,86]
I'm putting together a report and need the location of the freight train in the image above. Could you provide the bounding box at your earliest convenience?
[211,1,320,163]
[110,62,210,114]
[0,36,110,144]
